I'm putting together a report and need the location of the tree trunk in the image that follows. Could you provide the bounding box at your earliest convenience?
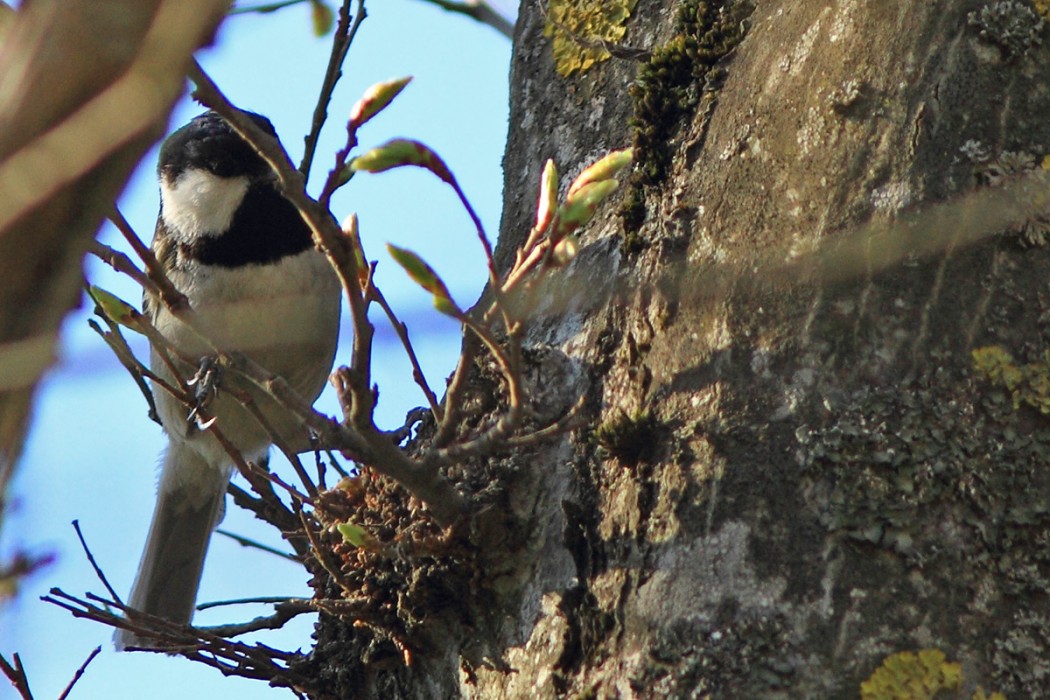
[307,0,1050,697]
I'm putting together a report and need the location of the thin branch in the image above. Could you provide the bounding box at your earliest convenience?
[212,425,311,506]
[0,551,55,594]
[199,599,315,637]
[88,239,156,297]
[444,174,504,316]
[322,448,350,479]
[216,529,298,561]
[299,510,355,595]
[368,279,442,419]
[43,588,309,689]
[197,595,302,610]
[56,647,101,700]
[415,0,513,38]
[227,483,310,559]
[108,206,188,312]
[503,394,586,447]
[86,317,159,424]
[312,446,329,489]
[190,59,379,422]
[433,329,480,446]
[299,0,367,180]
[231,386,319,499]
[230,0,309,14]
[71,520,122,605]
[0,653,33,700]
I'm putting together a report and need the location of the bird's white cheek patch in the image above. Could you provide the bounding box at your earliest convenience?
[160,168,250,241]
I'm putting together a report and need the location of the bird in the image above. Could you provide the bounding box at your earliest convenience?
[116,110,341,649]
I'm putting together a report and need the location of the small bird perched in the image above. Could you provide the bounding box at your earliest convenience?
[116,110,341,649]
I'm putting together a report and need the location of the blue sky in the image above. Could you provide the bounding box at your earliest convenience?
[0,1,512,697]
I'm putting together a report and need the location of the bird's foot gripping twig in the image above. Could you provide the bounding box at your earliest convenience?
[186,356,223,430]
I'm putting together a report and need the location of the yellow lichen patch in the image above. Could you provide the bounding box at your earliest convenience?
[973,345,1050,414]
[544,0,637,77]
[860,649,961,700]
[1034,0,1050,20]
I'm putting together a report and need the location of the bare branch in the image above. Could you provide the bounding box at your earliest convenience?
[299,0,368,179]
[216,528,299,561]
[416,0,513,38]
[56,647,101,700]
[0,653,33,700]
[108,207,188,311]
[199,602,314,638]
[71,520,123,606]
[43,588,310,689]
[368,280,443,419]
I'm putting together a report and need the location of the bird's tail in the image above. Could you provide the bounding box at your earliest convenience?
[115,444,229,650]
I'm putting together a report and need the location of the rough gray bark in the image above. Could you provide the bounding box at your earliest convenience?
[306,0,1050,697]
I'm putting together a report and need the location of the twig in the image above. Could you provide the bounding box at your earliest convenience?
[42,588,309,689]
[216,529,298,561]
[443,171,503,317]
[213,426,311,506]
[227,483,310,559]
[108,206,188,312]
[389,406,429,445]
[503,394,586,447]
[71,520,122,605]
[199,599,315,637]
[0,653,33,700]
[87,239,156,298]
[312,445,329,489]
[86,317,159,424]
[433,329,480,446]
[415,0,513,38]
[230,0,309,13]
[317,115,360,208]
[299,0,367,180]
[231,385,319,499]
[197,595,302,610]
[368,280,442,419]
[299,510,355,595]
[322,448,350,479]
[56,647,101,700]
[0,551,55,593]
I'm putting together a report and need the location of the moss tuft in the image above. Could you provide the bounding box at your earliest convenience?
[594,408,662,464]
[619,0,751,254]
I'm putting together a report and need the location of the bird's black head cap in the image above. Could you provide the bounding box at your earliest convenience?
[158,110,277,181]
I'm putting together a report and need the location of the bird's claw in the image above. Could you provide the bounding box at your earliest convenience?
[186,357,223,429]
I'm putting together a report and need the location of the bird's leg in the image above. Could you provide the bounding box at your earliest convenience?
[186,356,223,430]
